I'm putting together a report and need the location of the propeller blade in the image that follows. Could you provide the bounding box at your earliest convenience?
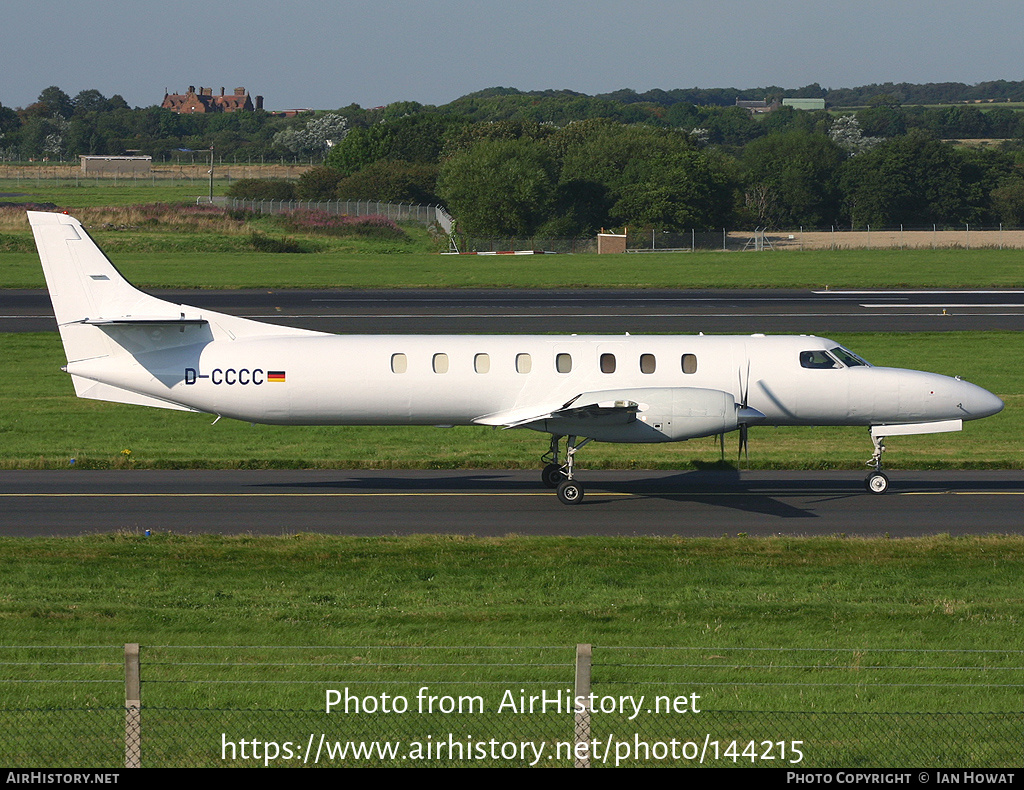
[738,423,749,467]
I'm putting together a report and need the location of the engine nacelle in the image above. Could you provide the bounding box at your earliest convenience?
[536,387,749,443]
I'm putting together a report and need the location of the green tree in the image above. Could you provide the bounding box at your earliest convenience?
[295,166,344,201]
[437,138,556,236]
[36,86,74,119]
[325,113,468,175]
[856,95,907,138]
[72,89,110,115]
[990,177,1024,225]
[334,160,440,204]
[840,131,976,227]
[742,131,844,226]
[0,103,20,136]
[557,123,736,230]
[225,179,297,201]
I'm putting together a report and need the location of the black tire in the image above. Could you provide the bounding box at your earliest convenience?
[556,479,584,505]
[865,472,890,494]
[541,463,565,488]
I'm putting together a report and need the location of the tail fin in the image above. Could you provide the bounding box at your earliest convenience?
[29,211,324,411]
[30,211,322,361]
[29,210,175,324]
[29,211,183,363]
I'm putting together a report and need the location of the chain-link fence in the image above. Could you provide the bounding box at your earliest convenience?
[1,644,1021,768]
[222,197,452,231]
[459,225,1024,253]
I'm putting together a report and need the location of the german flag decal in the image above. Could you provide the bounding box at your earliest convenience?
[267,370,286,383]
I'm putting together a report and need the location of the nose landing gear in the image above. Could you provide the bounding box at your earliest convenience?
[865,432,890,494]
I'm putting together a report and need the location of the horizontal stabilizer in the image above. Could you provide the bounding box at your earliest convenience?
[79,317,209,327]
[70,375,197,412]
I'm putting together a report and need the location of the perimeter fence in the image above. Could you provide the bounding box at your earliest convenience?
[461,225,1024,253]
[221,197,453,233]
[1,644,1020,768]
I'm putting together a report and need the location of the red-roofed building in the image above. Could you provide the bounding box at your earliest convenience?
[162,86,264,114]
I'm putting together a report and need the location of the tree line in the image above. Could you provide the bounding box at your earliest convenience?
[6,84,1024,233]
[306,105,1024,235]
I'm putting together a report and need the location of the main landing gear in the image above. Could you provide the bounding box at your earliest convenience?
[865,431,890,494]
[541,434,592,505]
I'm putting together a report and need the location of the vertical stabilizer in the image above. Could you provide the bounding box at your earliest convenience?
[29,211,177,325]
[29,211,182,364]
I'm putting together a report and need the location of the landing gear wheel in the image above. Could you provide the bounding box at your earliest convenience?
[541,463,565,489]
[865,472,889,494]
[556,479,584,505]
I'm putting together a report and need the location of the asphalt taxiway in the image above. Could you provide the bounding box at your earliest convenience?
[3,287,1019,537]
[4,287,1024,334]
[2,470,1022,538]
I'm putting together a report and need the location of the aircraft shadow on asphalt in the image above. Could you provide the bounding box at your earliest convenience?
[247,470,875,520]
[248,468,1024,520]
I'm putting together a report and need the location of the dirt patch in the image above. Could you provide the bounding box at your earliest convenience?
[729,228,1024,250]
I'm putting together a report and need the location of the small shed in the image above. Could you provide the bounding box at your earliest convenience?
[80,156,153,175]
[597,231,627,254]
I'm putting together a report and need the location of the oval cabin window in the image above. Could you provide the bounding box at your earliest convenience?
[432,353,449,374]
[391,353,407,374]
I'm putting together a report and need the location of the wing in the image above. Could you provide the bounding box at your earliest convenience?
[474,393,640,430]
[475,387,763,443]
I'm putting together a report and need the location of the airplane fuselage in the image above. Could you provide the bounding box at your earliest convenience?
[29,210,1003,501]
[66,330,1002,441]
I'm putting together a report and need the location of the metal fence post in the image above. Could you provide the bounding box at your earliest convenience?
[125,643,141,768]
[574,643,592,768]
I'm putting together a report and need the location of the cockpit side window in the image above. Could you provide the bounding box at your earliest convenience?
[830,346,871,367]
[800,350,840,369]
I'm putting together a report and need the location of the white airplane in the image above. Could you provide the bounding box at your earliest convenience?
[29,210,1003,504]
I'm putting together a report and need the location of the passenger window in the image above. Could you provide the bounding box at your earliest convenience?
[391,353,407,374]
[681,353,697,374]
[556,353,572,374]
[516,353,532,374]
[640,354,656,374]
[800,350,839,369]
[600,353,616,374]
[474,353,490,374]
[432,353,449,374]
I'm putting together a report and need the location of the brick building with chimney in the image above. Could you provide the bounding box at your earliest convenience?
[162,86,264,114]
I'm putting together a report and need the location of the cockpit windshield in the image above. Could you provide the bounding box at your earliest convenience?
[800,346,872,370]
[830,346,871,367]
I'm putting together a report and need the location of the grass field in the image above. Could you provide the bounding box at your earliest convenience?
[2,195,1024,289]
[0,332,1017,470]
[3,240,1024,290]
[0,175,231,208]
[1,189,1022,769]
[1,534,1022,715]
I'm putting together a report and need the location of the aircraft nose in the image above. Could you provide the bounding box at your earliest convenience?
[955,379,1003,420]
